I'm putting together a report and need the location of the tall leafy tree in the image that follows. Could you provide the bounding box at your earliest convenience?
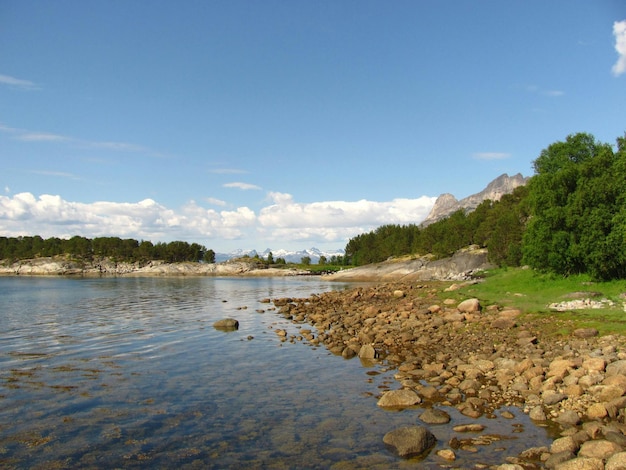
[522,132,626,279]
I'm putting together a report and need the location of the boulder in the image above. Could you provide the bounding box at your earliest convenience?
[452,424,485,432]
[589,384,624,402]
[606,431,626,447]
[582,357,606,372]
[419,408,451,424]
[377,389,421,408]
[457,298,481,313]
[551,436,578,455]
[573,328,599,338]
[492,317,517,329]
[577,439,623,459]
[358,344,377,360]
[554,457,604,470]
[436,448,456,461]
[603,374,626,392]
[606,452,626,470]
[383,426,436,458]
[555,410,581,427]
[546,451,576,468]
[213,318,239,331]
[606,360,626,377]
[586,403,607,420]
[529,406,547,421]
[543,390,567,405]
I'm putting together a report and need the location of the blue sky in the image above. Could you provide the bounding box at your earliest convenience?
[1,1,625,253]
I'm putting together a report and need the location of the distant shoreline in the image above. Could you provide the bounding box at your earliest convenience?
[0,257,311,277]
[0,246,494,281]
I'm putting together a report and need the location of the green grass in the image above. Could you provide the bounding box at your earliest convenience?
[456,267,626,335]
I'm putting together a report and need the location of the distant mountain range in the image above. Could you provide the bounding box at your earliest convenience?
[215,247,346,263]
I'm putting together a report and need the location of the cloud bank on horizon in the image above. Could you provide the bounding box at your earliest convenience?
[0,192,436,251]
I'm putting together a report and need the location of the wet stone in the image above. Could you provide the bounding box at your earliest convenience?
[419,408,451,424]
[213,318,239,331]
[383,426,436,458]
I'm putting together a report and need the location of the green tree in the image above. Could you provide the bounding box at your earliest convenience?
[67,235,92,259]
[300,256,311,266]
[204,249,216,263]
[266,252,274,264]
[318,255,327,265]
[522,132,626,279]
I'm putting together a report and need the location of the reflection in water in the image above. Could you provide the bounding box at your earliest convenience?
[0,277,550,468]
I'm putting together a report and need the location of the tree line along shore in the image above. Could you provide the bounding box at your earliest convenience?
[4,131,626,283]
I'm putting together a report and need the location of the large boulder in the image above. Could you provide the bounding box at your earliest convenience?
[213,318,239,331]
[377,389,421,408]
[383,426,436,458]
[358,344,377,360]
[457,298,481,313]
[606,360,626,377]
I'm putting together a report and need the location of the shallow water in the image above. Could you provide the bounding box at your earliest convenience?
[0,276,551,469]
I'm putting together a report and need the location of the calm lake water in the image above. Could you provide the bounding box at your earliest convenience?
[0,276,551,469]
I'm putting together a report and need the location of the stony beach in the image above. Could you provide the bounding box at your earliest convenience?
[270,280,626,469]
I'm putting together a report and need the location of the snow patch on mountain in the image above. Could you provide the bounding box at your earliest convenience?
[214,247,345,263]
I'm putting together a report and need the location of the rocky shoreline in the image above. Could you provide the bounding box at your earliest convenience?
[0,246,493,281]
[270,281,626,469]
[0,257,309,277]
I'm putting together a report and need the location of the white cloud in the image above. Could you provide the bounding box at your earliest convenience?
[0,73,39,90]
[267,191,294,205]
[30,170,81,180]
[205,197,227,206]
[223,182,262,190]
[523,85,564,97]
[1,121,161,157]
[257,194,437,245]
[90,141,149,152]
[612,20,626,77]
[17,132,69,142]
[472,152,511,160]
[0,192,437,250]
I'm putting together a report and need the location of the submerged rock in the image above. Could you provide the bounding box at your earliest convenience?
[213,318,239,331]
[419,408,451,424]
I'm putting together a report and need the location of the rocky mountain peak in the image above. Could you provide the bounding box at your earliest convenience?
[421,173,528,227]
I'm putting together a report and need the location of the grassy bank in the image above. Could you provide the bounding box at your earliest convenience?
[456,267,626,336]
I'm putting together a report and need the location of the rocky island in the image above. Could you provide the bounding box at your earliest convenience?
[0,256,310,277]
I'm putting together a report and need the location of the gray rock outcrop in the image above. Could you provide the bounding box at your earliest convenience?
[421,173,529,227]
[327,245,492,282]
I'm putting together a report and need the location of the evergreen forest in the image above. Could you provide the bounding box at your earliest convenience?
[345,132,626,281]
[0,235,215,264]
